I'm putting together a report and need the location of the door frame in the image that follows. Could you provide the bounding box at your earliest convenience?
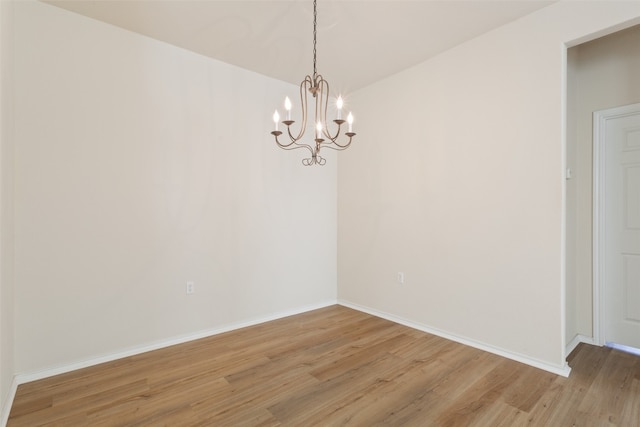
[593,102,640,346]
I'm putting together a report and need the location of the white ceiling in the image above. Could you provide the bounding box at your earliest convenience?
[43,0,555,91]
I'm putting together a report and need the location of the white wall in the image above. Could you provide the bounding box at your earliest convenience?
[338,1,640,371]
[0,0,16,413]
[565,47,578,346]
[13,1,337,374]
[566,24,640,343]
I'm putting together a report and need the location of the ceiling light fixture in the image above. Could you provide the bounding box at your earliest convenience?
[270,0,355,166]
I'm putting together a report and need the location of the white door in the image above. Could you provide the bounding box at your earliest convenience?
[596,103,640,350]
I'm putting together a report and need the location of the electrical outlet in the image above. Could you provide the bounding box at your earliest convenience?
[186,281,195,295]
[397,272,404,284]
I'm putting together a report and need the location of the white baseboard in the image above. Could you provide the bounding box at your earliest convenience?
[565,334,596,357]
[0,377,18,427]
[14,299,337,387]
[338,299,572,378]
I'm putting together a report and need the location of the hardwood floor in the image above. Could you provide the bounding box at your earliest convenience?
[8,305,640,426]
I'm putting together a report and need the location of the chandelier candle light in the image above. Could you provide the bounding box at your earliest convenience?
[270,0,356,166]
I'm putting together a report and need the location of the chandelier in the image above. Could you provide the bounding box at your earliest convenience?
[270,0,355,166]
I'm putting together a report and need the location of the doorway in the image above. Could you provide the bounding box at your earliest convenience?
[593,103,640,351]
[565,24,640,357]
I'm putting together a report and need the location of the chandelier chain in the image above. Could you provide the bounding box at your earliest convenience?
[313,0,317,78]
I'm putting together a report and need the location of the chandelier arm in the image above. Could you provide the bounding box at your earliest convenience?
[273,133,314,153]
[325,120,349,142]
[293,76,312,141]
[285,144,314,155]
[316,77,347,142]
[324,123,342,141]
[313,78,322,139]
[279,130,297,148]
[324,125,356,149]
[274,132,298,149]
[284,126,300,145]
[318,135,354,151]
[282,76,312,143]
[319,78,331,140]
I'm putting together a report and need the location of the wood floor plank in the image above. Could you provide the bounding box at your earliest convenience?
[500,364,557,412]
[267,351,403,423]
[577,347,639,425]
[8,305,640,426]
[434,359,523,427]
[309,332,412,381]
[193,366,319,422]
